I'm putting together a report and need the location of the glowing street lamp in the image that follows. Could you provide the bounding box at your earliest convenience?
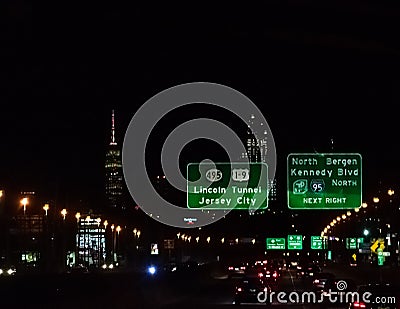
[61,208,67,220]
[362,202,368,208]
[20,197,28,215]
[43,204,49,216]
[136,230,141,238]
[103,220,108,229]
[116,225,121,235]
[75,212,81,222]
[373,197,380,203]
[388,189,394,196]
[96,217,101,227]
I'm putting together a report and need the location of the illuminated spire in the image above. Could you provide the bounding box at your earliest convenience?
[110,109,117,145]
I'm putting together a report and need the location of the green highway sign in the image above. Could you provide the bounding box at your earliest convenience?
[266,238,285,250]
[287,153,362,209]
[346,238,357,249]
[288,235,303,250]
[311,236,324,250]
[187,162,268,210]
[377,248,384,266]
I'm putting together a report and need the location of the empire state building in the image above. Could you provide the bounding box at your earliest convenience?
[105,110,124,209]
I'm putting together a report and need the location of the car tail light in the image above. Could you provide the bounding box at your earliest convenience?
[228,267,233,270]
[258,272,264,278]
[313,279,320,284]
[353,301,366,308]
[240,266,246,270]
[273,272,278,278]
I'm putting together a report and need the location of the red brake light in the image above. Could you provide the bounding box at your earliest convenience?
[228,267,233,270]
[258,272,263,277]
[354,302,366,308]
[273,272,277,277]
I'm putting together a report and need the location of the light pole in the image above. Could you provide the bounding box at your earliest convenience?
[75,212,81,266]
[111,224,115,263]
[20,197,28,216]
[60,209,67,270]
[96,218,101,268]
[116,226,121,264]
[43,204,49,217]
[20,197,29,270]
[61,209,67,221]
[103,220,108,264]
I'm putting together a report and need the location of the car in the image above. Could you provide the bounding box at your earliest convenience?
[297,263,321,279]
[234,276,271,305]
[348,283,399,309]
[263,265,280,283]
[0,265,16,276]
[227,262,247,278]
[312,272,335,290]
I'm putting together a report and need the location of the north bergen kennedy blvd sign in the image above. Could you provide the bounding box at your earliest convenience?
[187,162,268,210]
[287,153,362,209]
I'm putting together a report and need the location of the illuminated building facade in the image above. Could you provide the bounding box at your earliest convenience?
[105,110,124,209]
[76,215,106,267]
[241,114,277,201]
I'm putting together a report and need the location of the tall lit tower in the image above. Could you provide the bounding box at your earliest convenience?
[105,110,124,209]
[240,114,277,201]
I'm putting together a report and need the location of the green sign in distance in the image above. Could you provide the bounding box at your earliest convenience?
[287,153,362,209]
[377,248,384,266]
[187,162,268,210]
[288,235,303,250]
[311,236,324,250]
[346,238,357,249]
[266,238,285,250]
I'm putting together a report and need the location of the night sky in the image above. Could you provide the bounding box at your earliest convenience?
[1,2,400,206]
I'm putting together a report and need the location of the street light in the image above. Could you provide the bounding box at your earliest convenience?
[43,204,49,216]
[61,209,67,220]
[75,212,81,222]
[363,229,370,236]
[373,197,380,203]
[20,197,28,215]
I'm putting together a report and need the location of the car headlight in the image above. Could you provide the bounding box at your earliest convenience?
[0,269,3,275]
[102,264,107,269]
[7,268,15,275]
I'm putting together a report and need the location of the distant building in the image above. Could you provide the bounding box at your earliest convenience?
[105,110,124,209]
[76,215,106,268]
[241,114,277,201]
